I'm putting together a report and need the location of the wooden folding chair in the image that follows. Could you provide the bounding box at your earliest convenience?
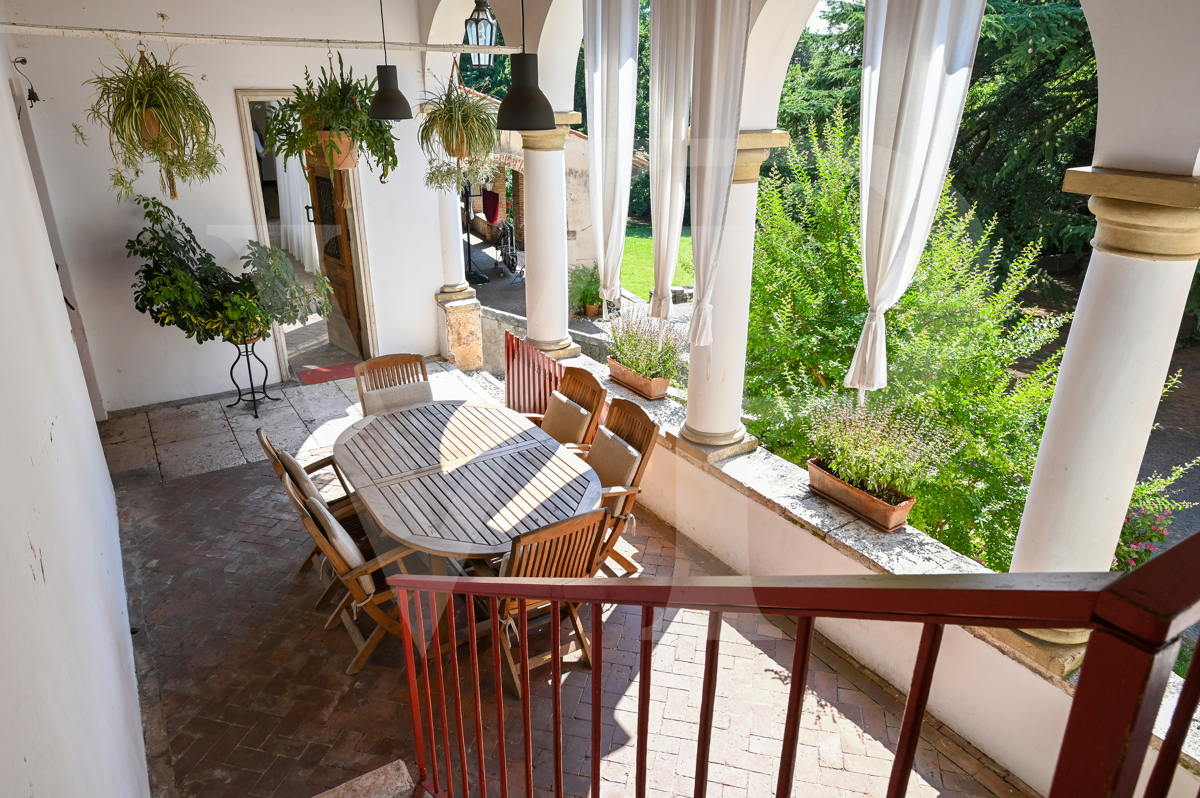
[520,366,607,446]
[283,474,418,674]
[497,509,608,697]
[355,353,428,397]
[504,330,564,415]
[259,429,358,580]
[576,399,660,575]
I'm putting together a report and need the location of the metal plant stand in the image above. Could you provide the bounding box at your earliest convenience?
[227,339,281,419]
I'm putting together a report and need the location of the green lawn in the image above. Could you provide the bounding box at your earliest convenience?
[620,222,694,300]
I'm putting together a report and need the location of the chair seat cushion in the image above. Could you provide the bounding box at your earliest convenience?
[362,381,434,416]
[589,427,641,513]
[307,498,375,595]
[540,391,591,445]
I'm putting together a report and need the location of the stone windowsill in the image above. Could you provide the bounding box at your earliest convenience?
[551,353,1198,777]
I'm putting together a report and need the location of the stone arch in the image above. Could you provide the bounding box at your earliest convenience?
[739,0,822,130]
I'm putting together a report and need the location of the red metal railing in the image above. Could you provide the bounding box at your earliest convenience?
[387,529,1200,798]
[504,330,564,415]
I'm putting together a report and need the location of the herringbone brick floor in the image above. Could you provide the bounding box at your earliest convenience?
[118,460,1039,798]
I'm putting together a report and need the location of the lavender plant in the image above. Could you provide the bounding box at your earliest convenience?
[805,397,960,503]
[608,309,686,382]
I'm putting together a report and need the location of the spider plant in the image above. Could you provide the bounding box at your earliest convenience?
[264,53,398,181]
[418,64,498,193]
[82,43,224,201]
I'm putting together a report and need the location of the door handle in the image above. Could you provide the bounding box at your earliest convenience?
[305,205,314,223]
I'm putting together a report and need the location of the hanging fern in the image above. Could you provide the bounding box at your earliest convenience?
[82,44,224,201]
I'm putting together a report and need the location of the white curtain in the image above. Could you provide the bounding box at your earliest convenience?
[843,0,986,395]
[688,0,752,347]
[274,151,320,275]
[584,0,641,311]
[648,0,694,321]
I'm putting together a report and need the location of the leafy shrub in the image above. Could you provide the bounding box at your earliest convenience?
[805,397,959,503]
[608,309,684,382]
[745,110,1067,571]
[127,196,331,344]
[1113,458,1199,572]
[568,265,602,310]
[628,166,651,220]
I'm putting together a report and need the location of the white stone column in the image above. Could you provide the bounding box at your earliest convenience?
[520,113,582,359]
[435,187,483,371]
[438,188,469,294]
[679,130,789,456]
[1012,168,1200,578]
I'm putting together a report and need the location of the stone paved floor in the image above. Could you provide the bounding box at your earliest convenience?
[99,360,503,485]
[118,458,1037,798]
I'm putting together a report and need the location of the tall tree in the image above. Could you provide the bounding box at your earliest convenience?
[777,0,1097,262]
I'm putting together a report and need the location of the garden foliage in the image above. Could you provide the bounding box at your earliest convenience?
[745,112,1067,570]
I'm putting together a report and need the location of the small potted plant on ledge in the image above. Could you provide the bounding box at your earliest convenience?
[803,397,958,532]
[264,53,398,180]
[126,195,332,414]
[569,265,603,317]
[606,309,685,401]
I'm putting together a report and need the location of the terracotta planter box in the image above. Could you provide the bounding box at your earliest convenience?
[806,459,915,533]
[607,357,669,401]
[585,304,601,317]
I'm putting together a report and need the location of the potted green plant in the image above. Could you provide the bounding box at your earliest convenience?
[264,53,398,179]
[79,43,224,200]
[802,398,958,532]
[569,265,603,317]
[606,309,685,400]
[125,195,332,346]
[417,64,499,193]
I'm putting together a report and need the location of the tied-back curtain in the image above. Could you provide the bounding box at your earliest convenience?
[648,0,695,321]
[688,0,752,347]
[584,0,641,309]
[844,0,986,394]
[274,151,320,275]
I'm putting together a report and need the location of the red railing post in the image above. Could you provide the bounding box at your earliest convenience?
[1049,630,1179,798]
[887,624,944,798]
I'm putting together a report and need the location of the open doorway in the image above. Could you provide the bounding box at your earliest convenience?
[236,90,373,381]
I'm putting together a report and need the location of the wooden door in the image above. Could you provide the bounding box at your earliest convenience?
[306,154,362,357]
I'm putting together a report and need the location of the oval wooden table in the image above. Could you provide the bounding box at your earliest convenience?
[333,399,602,567]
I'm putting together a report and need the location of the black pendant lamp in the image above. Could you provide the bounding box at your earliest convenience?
[496,0,555,131]
[369,0,413,121]
[464,0,497,68]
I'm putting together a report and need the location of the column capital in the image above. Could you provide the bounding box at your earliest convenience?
[520,112,581,152]
[1063,166,1200,260]
[734,129,791,184]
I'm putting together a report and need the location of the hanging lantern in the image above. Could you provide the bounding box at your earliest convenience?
[464,0,497,68]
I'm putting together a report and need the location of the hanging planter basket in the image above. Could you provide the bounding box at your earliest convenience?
[80,44,224,201]
[316,131,359,170]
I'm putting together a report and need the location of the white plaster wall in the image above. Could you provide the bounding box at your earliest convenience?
[0,27,149,798]
[5,0,443,412]
[639,443,1082,796]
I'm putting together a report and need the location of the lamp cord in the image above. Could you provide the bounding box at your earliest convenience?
[521,0,526,53]
[378,0,388,65]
